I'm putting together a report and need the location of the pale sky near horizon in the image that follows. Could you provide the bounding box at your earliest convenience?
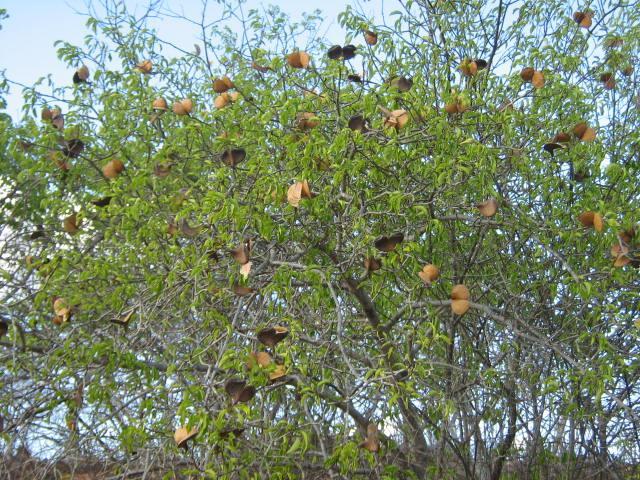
[0,0,380,119]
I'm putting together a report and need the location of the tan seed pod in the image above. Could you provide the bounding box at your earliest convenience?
[572,122,596,142]
[477,198,498,217]
[578,211,604,232]
[73,65,90,84]
[531,71,545,89]
[364,30,378,45]
[214,93,230,109]
[103,159,125,179]
[573,11,593,28]
[173,99,193,115]
[359,423,380,452]
[459,59,478,77]
[269,364,287,381]
[174,427,198,448]
[287,51,311,69]
[152,98,168,110]
[419,264,440,285]
[257,326,289,348]
[136,60,153,73]
[364,257,382,272]
[444,102,459,115]
[451,299,470,315]
[63,214,80,234]
[213,76,234,93]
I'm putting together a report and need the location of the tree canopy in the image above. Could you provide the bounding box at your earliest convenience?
[1,0,639,478]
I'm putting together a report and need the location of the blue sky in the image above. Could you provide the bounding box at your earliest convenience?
[0,0,376,118]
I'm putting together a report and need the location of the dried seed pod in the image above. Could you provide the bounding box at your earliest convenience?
[213,76,234,93]
[257,325,289,348]
[459,59,478,77]
[174,426,198,449]
[63,213,81,234]
[389,76,413,92]
[231,239,252,265]
[348,115,368,132]
[477,198,498,217]
[296,112,320,130]
[374,233,404,252]
[451,284,470,315]
[73,65,90,84]
[287,180,313,207]
[152,98,168,110]
[91,196,112,207]
[269,364,287,381]
[382,108,409,130]
[364,257,382,272]
[364,30,378,45]
[599,72,616,90]
[62,139,85,158]
[286,51,311,69]
[578,211,604,232]
[224,379,256,404]
[572,122,596,142]
[573,11,593,28]
[136,60,153,73]
[419,264,439,285]
[327,45,343,60]
[220,148,246,167]
[359,423,380,452]
[232,285,254,296]
[173,99,193,115]
[103,159,125,179]
[520,67,535,82]
[531,71,545,89]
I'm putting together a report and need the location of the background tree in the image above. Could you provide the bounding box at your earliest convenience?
[1,0,639,479]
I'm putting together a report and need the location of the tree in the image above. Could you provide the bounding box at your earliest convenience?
[1,0,639,478]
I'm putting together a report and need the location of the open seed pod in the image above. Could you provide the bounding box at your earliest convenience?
[451,284,470,315]
[347,73,363,83]
[179,219,200,237]
[477,198,498,217]
[62,139,85,158]
[286,51,311,69]
[174,426,198,449]
[578,211,604,232]
[103,159,125,179]
[374,233,404,252]
[459,58,478,77]
[215,92,240,109]
[572,122,596,142]
[296,112,320,130]
[348,115,368,132]
[359,423,380,452]
[364,30,378,45]
[213,76,234,93]
[381,108,409,130]
[257,325,289,348]
[152,98,168,111]
[173,98,193,115]
[419,264,439,285]
[287,180,313,207]
[269,363,287,381]
[53,297,72,323]
[247,351,273,368]
[224,379,256,404]
[73,65,90,84]
[544,131,571,154]
[51,110,64,130]
[136,60,153,73]
[599,72,616,90]
[573,11,593,28]
[63,213,81,234]
[364,257,382,272]
[220,148,246,167]
[389,76,413,92]
[231,239,253,265]
[611,243,631,267]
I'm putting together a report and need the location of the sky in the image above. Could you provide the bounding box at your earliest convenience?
[0,0,375,118]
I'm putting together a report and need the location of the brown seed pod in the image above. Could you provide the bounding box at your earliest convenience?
[152,98,168,111]
[73,65,90,84]
[224,379,256,404]
[220,148,246,167]
[444,102,459,115]
[53,297,72,323]
[232,285,254,296]
[459,59,478,77]
[389,76,413,92]
[257,325,289,348]
[348,115,368,132]
[611,243,631,267]
[91,196,112,207]
[136,60,153,74]
[578,211,604,232]
[103,159,125,179]
[573,11,593,28]
[364,30,378,45]
[572,122,596,142]
[419,264,439,285]
[63,213,81,234]
[374,233,404,252]
[477,198,498,217]
[359,423,380,452]
[287,180,313,207]
[531,71,545,89]
[520,67,535,82]
[269,364,287,381]
[231,239,252,265]
[173,99,193,115]
[62,139,85,158]
[296,112,320,130]
[174,427,198,449]
[599,72,616,90]
[382,108,409,130]
[622,65,634,77]
[213,76,234,93]
[364,257,382,272]
[286,51,311,69]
